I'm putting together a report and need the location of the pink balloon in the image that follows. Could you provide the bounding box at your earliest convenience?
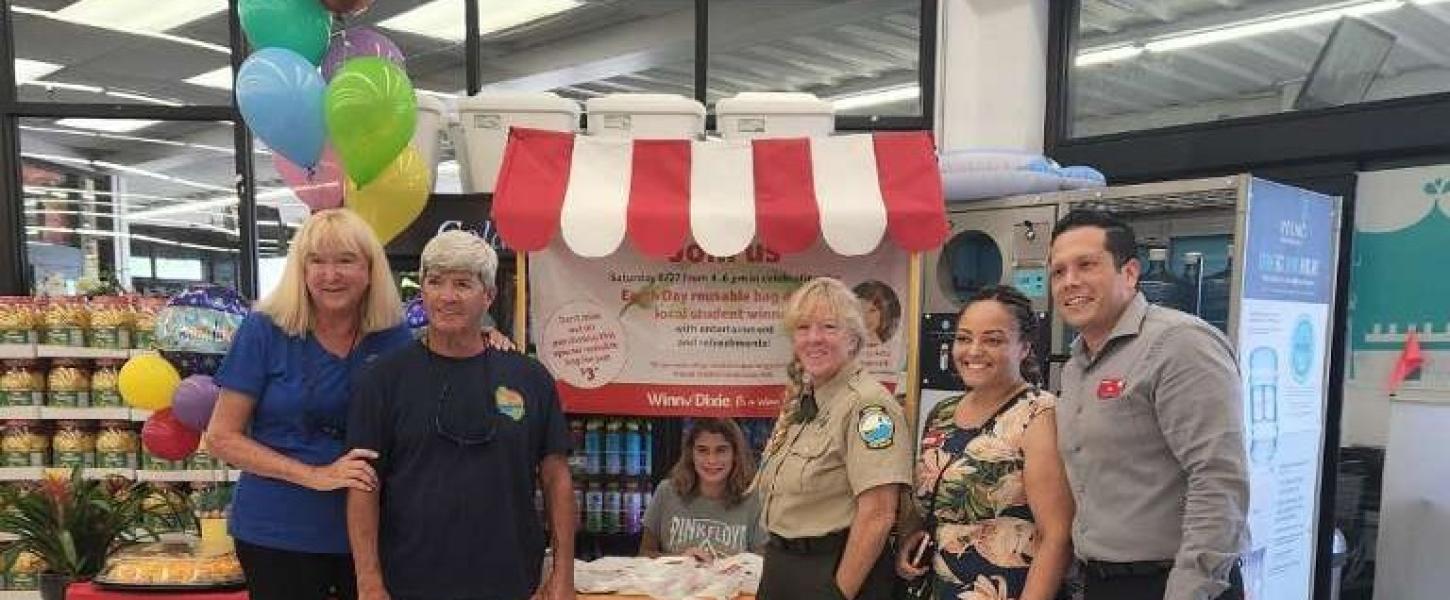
[275,146,344,212]
[322,27,405,81]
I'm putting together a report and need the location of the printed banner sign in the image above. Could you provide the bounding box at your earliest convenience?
[530,241,910,416]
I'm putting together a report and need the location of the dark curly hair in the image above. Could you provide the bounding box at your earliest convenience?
[956,285,1042,385]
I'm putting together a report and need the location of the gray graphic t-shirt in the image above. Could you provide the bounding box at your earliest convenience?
[644,480,767,556]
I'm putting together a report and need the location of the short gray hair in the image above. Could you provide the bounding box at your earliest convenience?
[420,230,498,288]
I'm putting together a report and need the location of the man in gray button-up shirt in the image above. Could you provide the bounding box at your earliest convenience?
[1049,210,1249,600]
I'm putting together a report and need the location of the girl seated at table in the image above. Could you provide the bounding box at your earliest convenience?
[640,418,767,561]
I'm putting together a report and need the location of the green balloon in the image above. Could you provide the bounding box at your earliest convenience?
[239,0,332,66]
[325,58,417,188]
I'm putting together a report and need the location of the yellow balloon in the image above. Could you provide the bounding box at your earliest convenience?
[118,352,181,411]
[344,145,431,244]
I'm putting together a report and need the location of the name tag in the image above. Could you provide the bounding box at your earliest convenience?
[1097,378,1125,399]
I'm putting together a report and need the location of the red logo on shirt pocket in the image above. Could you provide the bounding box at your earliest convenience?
[1097,378,1125,399]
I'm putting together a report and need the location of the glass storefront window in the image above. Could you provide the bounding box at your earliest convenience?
[1071,0,1450,137]
[708,0,922,117]
[19,119,241,296]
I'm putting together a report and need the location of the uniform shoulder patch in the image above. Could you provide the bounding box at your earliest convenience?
[496,386,526,421]
[857,405,895,450]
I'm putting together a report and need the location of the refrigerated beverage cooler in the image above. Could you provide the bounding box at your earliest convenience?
[919,175,1343,600]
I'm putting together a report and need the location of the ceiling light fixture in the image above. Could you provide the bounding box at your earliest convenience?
[379,0,581,42]
[54,118,160,133]
[12,5,229,53]
[23,152,233,194]
[15,59,62,84]
[1076,45,1144,67]
[127,197,238,220]
[55,0,227,33]
[27,226,239,254]
[184,67,233,90]
[20,80,182,105]
[26,80,103,94]
[1076,0,1406,66]
[830,85,920,111]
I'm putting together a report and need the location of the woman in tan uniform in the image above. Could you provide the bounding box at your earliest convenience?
[755,277,913,600]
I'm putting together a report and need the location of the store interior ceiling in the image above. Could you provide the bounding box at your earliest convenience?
[13,0,1450,240]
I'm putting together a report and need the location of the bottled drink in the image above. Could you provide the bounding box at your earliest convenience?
[584,419,602,476]
[604,419,624,476]
[624,419,644,476]
[585,481,604,533]
[568,419,586,476]
[1181,252,1204,316]
[604,481,623,534]
[624,481,644,534]
[1139,248,1185,310]
[642,420,653,476]
[573,485,584,529]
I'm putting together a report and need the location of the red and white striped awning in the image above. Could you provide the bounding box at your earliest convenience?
[492,128,948,258]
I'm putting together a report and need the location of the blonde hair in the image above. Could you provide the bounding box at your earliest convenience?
[764,277,869,455]
[255,209,402,337]
[420,230,498,288]
[782,277,868,364]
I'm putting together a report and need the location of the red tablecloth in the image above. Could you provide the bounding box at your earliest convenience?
[67,582,248,599]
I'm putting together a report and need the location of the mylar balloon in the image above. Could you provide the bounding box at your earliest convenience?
[239,0,332,66]
[160,350,225,379]
[155,286,250,355]
[237,48,326,169]
[404,297,428,329]
[322,27,404,81]
[172,375,221,432]
[322,0,373,16]
[142,408,202,461]
[325,57,417,188]
[275,146,344,211]
[119,352,182,411]
[344,145,430,244]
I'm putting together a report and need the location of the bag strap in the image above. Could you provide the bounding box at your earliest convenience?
[922,385,1034,530]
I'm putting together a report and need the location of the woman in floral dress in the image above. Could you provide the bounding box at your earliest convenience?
[896,286,1075,600]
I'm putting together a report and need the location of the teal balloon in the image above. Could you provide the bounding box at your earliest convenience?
[239,0,332,66]
[325,58,417,188]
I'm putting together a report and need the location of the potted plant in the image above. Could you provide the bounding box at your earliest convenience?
[0,468,188,600]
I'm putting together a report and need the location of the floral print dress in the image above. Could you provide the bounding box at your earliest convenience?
[914,388,1056,600]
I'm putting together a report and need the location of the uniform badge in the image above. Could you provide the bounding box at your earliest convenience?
[1097,378,1125,399]
[858,405,895,450]
[496,386,526,421]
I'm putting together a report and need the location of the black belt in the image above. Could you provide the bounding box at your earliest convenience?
[768,530,849,555]
[1080,559,1175,579]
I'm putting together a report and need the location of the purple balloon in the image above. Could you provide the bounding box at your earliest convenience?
[172,374,221,432]
[322,27,404,80]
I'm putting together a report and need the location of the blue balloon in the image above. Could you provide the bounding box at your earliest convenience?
[236,48,326,169]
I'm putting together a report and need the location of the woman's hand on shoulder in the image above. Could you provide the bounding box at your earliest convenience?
[305,448,380,492]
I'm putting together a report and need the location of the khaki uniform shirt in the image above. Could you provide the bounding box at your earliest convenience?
[1057,293,1250,600]
[757,364,913,539]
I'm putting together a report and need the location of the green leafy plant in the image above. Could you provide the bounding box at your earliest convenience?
[0,468,192,578]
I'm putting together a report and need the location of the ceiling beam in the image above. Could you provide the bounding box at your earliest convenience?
[1174,51,1277,89]
[480,0,911,92]
[1081,0,1366,48]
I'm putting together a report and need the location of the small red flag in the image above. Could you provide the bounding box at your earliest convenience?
[1387,330,1425,393]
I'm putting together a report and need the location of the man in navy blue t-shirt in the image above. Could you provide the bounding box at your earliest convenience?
[346,231,575,600]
